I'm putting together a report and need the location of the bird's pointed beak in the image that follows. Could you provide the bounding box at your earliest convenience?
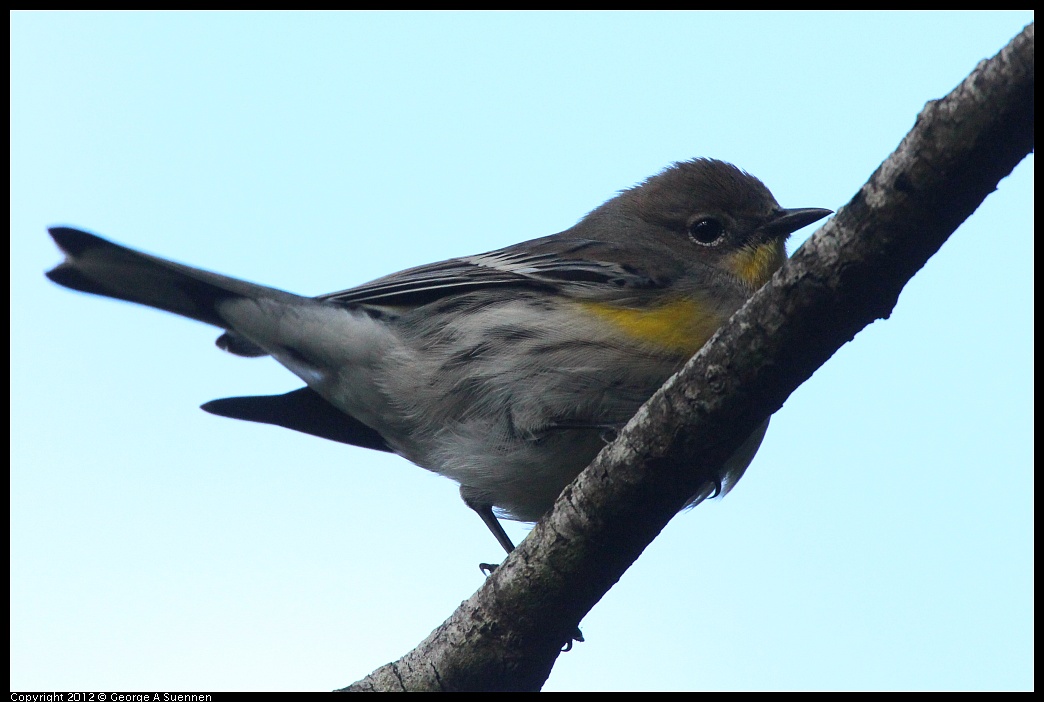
[762,207,832,240]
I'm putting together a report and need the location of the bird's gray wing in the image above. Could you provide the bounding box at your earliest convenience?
[318,236,665,307]
[217,236,670,356]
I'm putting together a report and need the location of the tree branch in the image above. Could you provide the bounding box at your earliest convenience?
[340,22,1033,692]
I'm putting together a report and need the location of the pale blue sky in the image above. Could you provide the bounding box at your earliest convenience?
[12,11,1032,691]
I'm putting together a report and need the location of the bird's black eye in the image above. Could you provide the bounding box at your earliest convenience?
[688,217,726,246]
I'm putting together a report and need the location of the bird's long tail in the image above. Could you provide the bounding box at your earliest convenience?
[45,226,328,358]
[46,227,296,328]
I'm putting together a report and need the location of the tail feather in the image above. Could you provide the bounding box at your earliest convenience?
[45,227,300,334]
[202,387,393,452]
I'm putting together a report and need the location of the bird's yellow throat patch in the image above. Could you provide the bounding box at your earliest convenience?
[580,241,786,355]
[579,297,724,355]
[726,240,787,290]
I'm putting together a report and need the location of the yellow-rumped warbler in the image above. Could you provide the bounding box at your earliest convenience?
[45,158,829,554]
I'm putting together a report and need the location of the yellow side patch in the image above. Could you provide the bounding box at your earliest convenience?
[726,241,786,290]
[579,297,724,355]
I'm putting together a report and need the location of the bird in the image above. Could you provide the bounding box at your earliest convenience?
[45,158,830,555]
